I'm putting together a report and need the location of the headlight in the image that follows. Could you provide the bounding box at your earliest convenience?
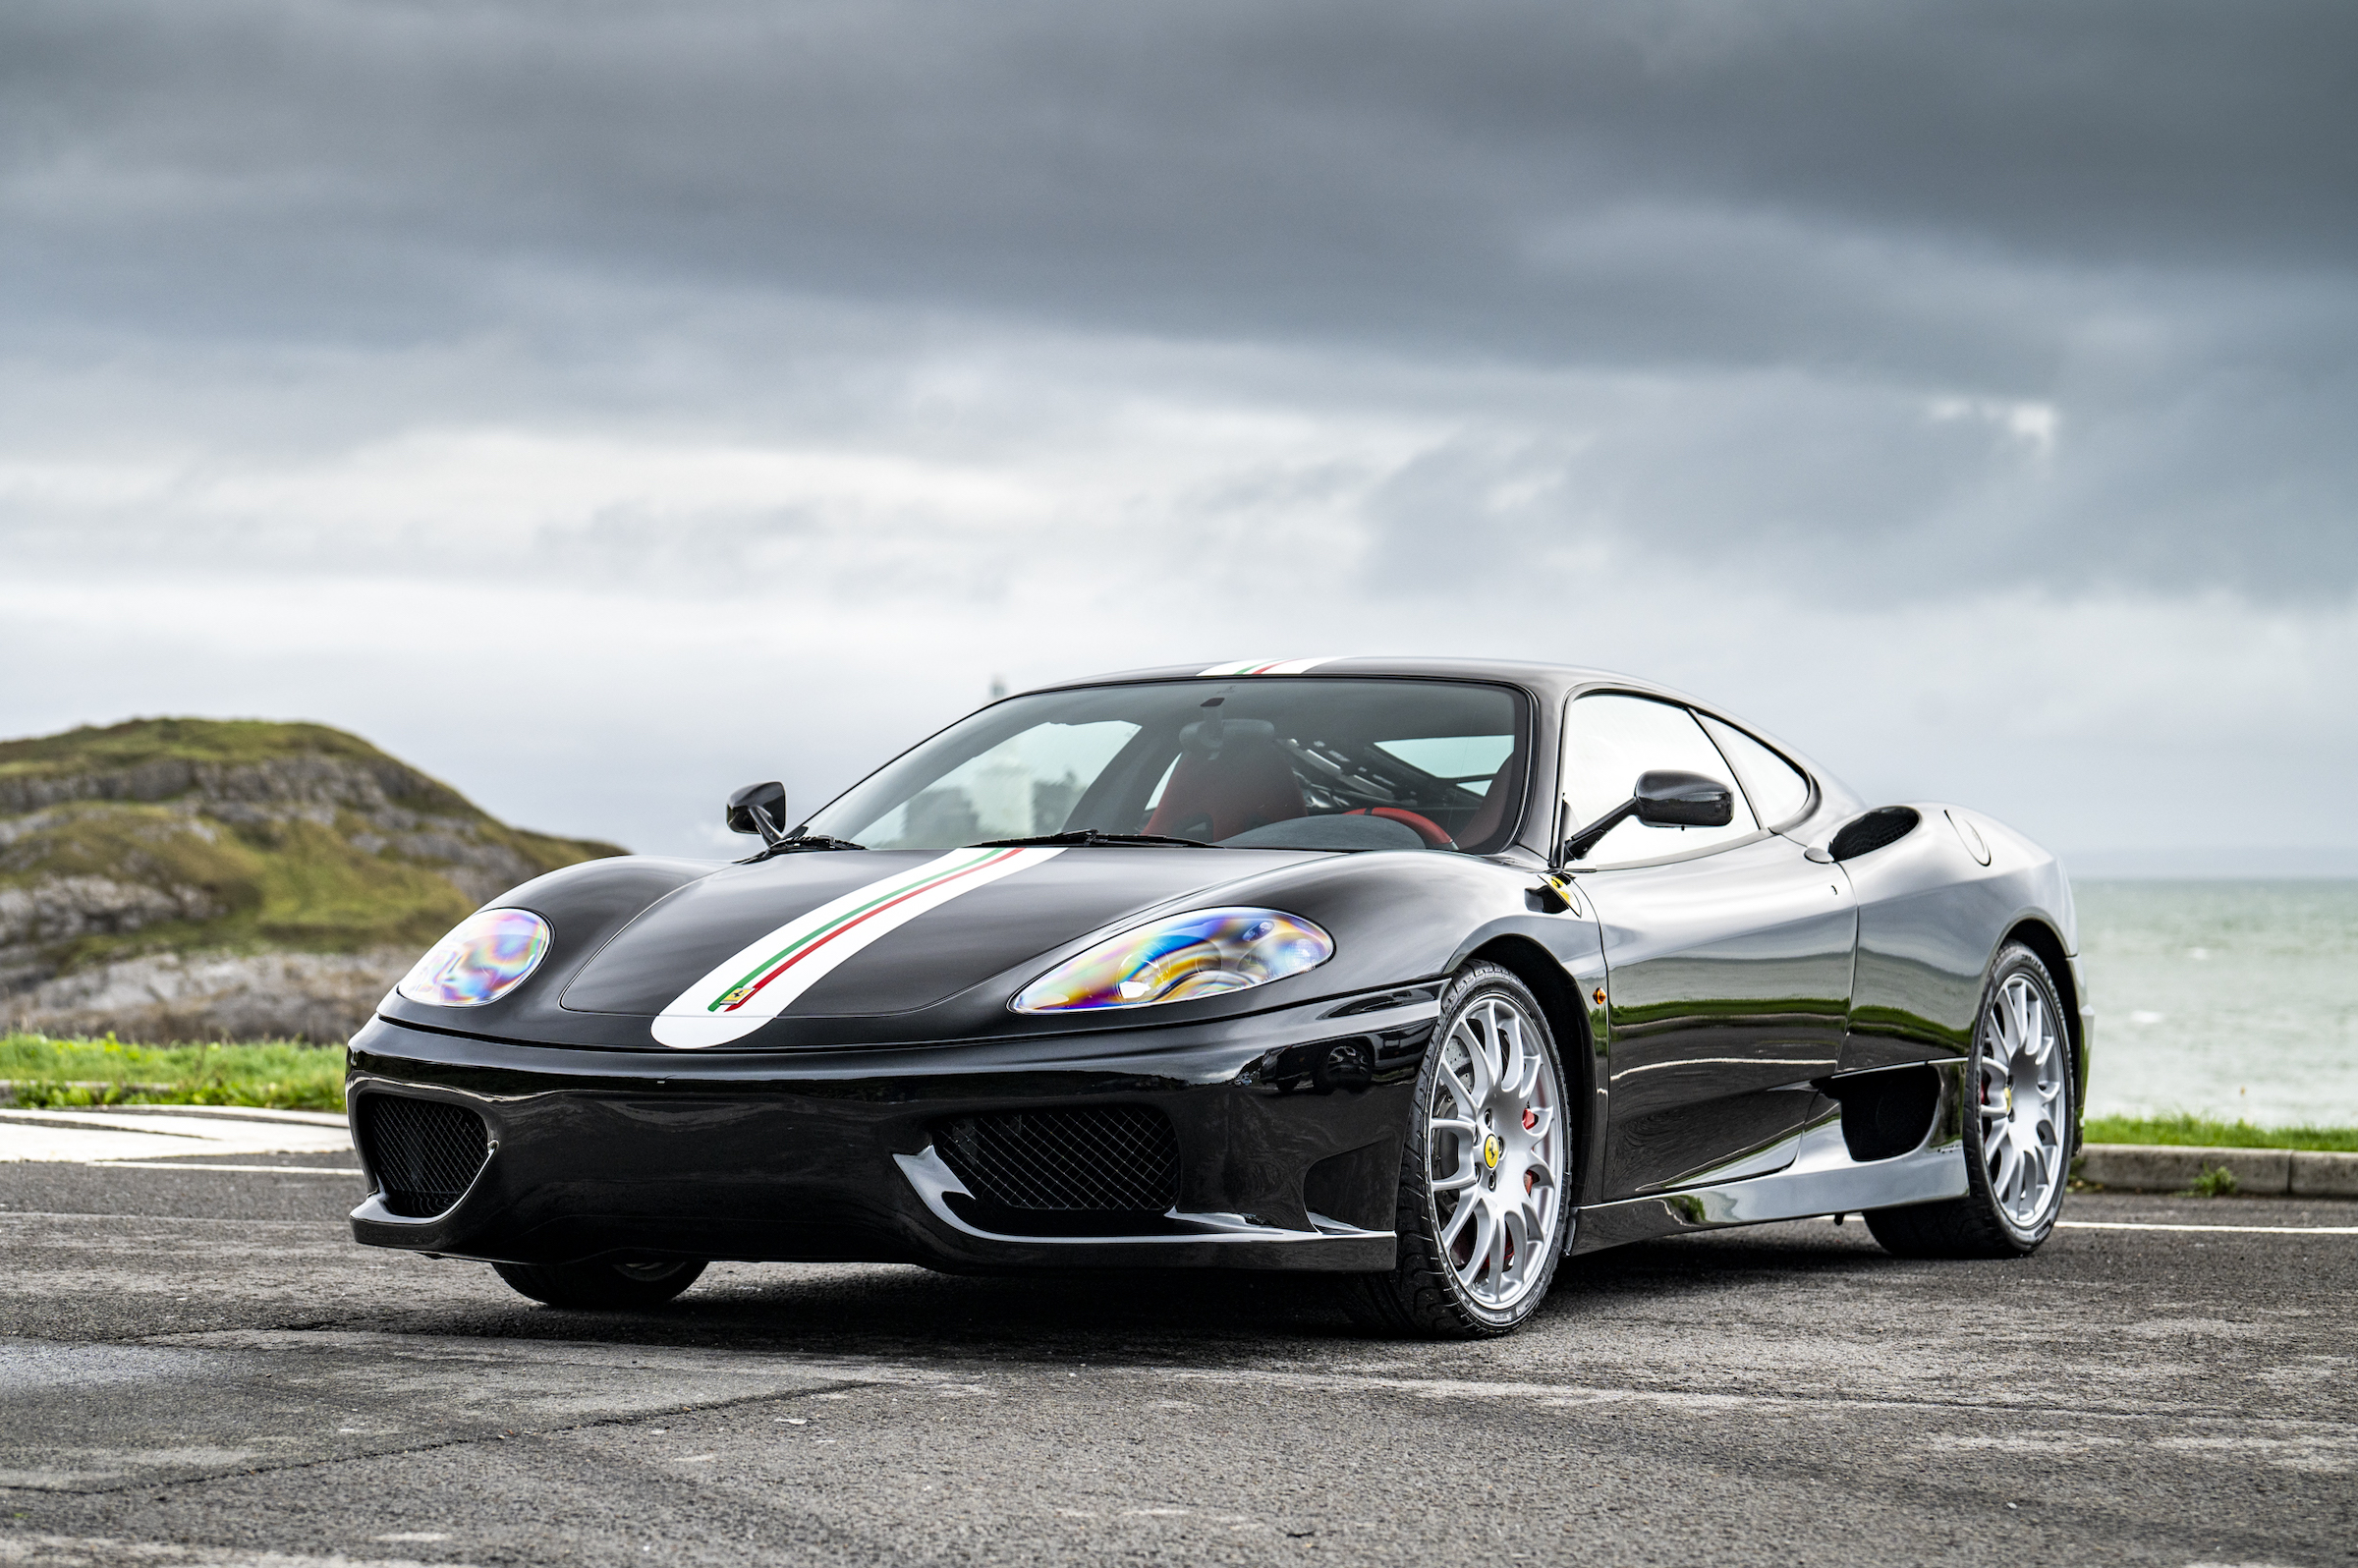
[396,908,551,1008]
[1011,907,1333,1014]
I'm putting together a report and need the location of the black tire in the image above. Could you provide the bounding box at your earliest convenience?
[1866,942,2074,1260]
[1341,963,1570,1338]
[491,1258,706,1309]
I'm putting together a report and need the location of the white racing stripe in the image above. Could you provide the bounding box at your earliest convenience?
[653,846,1065,1049]
[1196,656,1344,677]
[2058,1220,2358,1235]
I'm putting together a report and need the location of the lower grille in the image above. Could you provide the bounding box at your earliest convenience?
[357,1095,490,1218]
[936,1105,1180,1212]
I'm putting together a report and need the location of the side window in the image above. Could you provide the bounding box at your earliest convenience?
[1697,714,1814,832]
[1561,694,1759,867]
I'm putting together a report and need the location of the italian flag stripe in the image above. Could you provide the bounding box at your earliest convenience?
[1196,656,1342,677]
[708,846,1021,1013]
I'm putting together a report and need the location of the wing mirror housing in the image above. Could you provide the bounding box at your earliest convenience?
[1635,770,1736,828]
[726,780,789,848]
[1557,770,1736,865]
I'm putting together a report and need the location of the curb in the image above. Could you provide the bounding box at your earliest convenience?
[2078,1144,2358,1198]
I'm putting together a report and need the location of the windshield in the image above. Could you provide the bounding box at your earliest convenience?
[804,679,1532,855]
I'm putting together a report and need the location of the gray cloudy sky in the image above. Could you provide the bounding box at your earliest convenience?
[3,0,2354,868]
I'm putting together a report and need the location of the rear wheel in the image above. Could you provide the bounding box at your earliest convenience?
[1342,963,1568,1338]
[491,1258,706,1309]
[1866,943,2072,1259]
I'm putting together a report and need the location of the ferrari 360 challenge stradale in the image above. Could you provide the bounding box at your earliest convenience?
[349,657,2086,1337]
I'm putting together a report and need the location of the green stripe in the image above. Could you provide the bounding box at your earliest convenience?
[707,848,1002,1009]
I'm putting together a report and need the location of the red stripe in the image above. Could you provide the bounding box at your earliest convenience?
[720,848,1025,1012]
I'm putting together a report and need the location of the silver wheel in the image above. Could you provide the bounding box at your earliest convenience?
[1426,991,1566,1314]
[1975,972,2067,1232]
[1866,942,2074,1260]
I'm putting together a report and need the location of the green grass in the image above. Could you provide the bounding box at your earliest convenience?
[0,1032,344,1112]
[2185,1164,2241,1198]
[2,715,429,786]
[2084,1112,2358,1152]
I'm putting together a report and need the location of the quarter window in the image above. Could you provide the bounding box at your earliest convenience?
[1696,714,1814,832]
[1560,694,1759,866]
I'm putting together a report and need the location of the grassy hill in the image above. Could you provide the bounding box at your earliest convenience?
[0,718,626,1040]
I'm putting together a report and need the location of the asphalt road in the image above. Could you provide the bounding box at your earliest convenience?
[2,1156,2352,1568]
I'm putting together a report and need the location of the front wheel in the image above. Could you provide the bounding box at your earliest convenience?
[1342,963,1570,1338]
[491,1258,706,1309]
[1866,942,2074,1259]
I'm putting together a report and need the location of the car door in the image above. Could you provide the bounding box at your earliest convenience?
[1559,693,1857,1200]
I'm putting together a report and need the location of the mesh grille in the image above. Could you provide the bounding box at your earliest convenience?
[358,1095,490,1218]
[936,1105,1179,1212]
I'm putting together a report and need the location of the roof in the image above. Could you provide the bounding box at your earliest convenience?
[1029,654,1642,700]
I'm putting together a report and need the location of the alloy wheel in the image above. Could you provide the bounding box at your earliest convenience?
[1426,991,1565,1313]
[1976,972,2066,1231]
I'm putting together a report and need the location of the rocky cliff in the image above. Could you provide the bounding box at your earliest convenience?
[0,718,626,1041]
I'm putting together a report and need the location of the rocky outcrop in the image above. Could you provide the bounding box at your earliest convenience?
[8,947,414,1045]
[0,874,225,948]
[0,718,627,1041]
[0,752,445,815]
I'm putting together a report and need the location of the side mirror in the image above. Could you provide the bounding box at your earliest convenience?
[726,780,789,847]
[1633,770,1735,829]
[1558,770,1736,864]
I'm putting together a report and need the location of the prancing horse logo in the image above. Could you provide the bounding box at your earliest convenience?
[1482,1132,1504,1170]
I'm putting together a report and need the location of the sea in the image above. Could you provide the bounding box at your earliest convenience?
[2074,879,2358,1126]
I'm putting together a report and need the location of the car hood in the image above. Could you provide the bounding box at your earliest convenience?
[557,845,1324,1029]
[371,841,1544,1051]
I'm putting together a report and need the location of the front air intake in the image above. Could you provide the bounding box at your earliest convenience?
[357,1095,491,1218]
[935,1105,1180,1213]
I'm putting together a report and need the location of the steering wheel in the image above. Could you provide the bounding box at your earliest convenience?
[1344,807,1456,849]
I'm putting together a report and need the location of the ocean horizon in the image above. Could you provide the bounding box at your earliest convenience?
[2073,877,2358,1127]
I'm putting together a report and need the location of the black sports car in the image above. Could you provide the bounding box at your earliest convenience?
[349,657,2088,1336]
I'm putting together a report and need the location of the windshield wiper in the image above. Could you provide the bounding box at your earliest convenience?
[741,833,866,865]
[966,830,1216,849]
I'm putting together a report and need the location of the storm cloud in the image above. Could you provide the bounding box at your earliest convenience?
[2,0,2353,862]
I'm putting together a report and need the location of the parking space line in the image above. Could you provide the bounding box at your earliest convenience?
[2059,1220,2358,1235]
[88,1162,364,1175]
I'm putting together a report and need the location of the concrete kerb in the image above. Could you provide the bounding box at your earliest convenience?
[2077,1143,2358,1198]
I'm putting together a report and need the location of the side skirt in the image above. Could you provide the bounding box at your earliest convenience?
[1568,1110,1967,1256]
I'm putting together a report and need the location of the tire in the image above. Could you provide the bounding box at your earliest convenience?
[491,1258,706,1309]
[1341,963,1571,1338]
[1866,942,2074,1260]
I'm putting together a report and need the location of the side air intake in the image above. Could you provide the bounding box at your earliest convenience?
[935,1105,1180,1214]
[357,1095,491,1218]
[1830,806,1921,863]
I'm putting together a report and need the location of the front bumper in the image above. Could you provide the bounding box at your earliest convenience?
[346,990,1435,1273]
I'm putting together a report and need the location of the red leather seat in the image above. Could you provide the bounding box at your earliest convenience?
[1144,732,1306,842]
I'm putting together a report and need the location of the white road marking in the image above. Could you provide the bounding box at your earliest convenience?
[89,1162,363,1175]
[2059,1220,2358,1235]
[0,1107,352,1164]
[0,1537,476,1567]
